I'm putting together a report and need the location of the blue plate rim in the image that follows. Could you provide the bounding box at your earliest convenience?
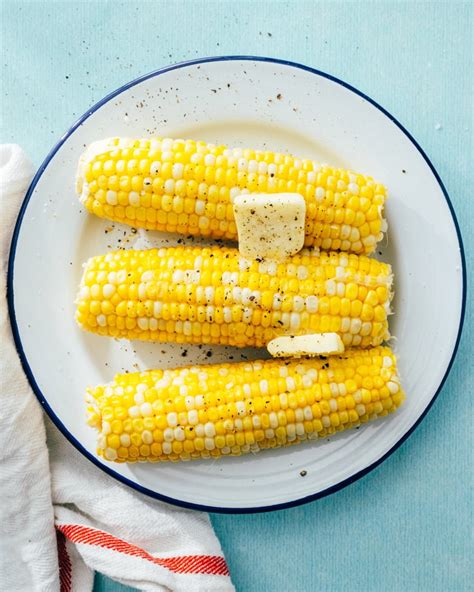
[7,55,467,514]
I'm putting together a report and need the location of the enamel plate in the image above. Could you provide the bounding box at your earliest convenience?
[8,57,465,512]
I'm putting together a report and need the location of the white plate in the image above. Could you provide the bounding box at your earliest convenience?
[8,57,466,512]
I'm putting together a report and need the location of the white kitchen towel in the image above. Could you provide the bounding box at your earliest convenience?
[0,144,234,592]
[0,144,59,592]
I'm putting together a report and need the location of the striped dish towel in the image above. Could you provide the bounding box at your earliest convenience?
[0,144,234,592]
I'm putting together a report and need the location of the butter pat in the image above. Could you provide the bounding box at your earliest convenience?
[267,333,345,358]
[233,193,306,260]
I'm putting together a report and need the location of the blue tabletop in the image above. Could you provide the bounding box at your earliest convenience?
[2,2,472,591]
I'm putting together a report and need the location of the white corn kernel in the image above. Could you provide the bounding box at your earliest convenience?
[128,406,140,418]
[140,403,152,417]
[315,187,325,200]
[167,412,178,427]
[188,409,199,425]
[142,430,153,444]
[306,296,318,313]
[134,392,145,405]
[105,448,117,461]
[172,163,183,179]
[269,412,278,429]
[120,434,131,447]
[326,280,336,296]
[174,427,185,441]
[290,313,301,330]
[387,381,399,394]
[295,423,305,436]
[163,428,174,442]
[204,422,216,437]
[102,284,115,298]
[129,191,140,206]
[341,317,351,332]
[106,190,117,205]
[137,317,149,331]
[350,318,362,334]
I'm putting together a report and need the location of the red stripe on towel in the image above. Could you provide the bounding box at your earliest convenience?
[57,523,229,576]
[56,529,72,592]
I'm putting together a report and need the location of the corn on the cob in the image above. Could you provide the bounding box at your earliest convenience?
[76,246,392,348]
[76,137,387,254]
[87,346,404,463]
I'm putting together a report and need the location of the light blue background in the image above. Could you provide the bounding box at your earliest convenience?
[2,1,472,591]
